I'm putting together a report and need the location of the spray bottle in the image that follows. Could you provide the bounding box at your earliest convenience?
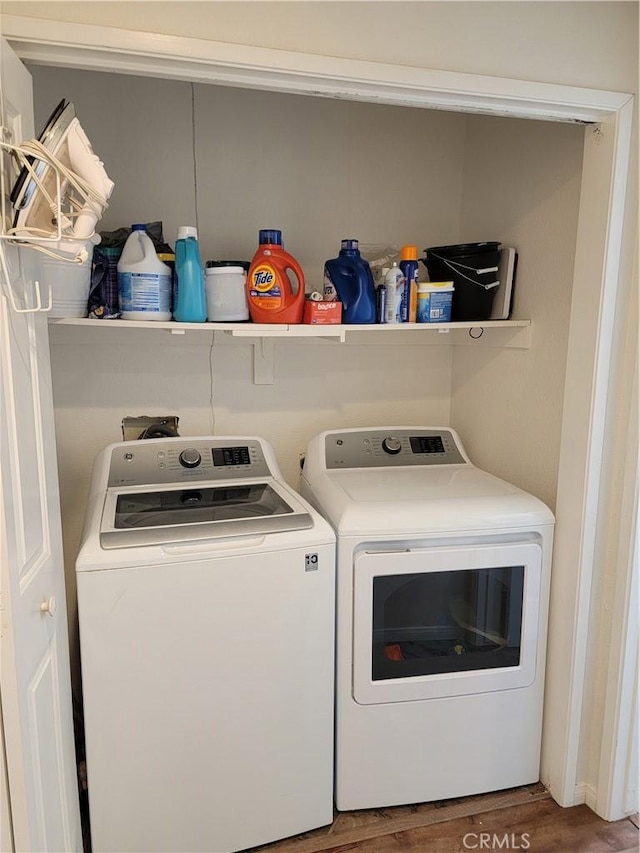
[399,245,419,322]
[384,262,405,324]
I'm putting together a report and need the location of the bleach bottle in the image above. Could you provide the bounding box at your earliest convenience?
[323,239,377,324]
[174,226,207,323]
[247,229,305,324]
[117,224,172,321]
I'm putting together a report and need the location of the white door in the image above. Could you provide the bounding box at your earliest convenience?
[0,39,82,852]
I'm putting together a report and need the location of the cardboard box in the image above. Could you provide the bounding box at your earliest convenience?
[303,300,342,324]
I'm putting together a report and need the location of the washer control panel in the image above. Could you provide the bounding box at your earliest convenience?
[108,438,271,487]
[324,429,466,469]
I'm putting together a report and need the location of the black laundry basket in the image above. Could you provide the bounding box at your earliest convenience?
[423,242,501,321]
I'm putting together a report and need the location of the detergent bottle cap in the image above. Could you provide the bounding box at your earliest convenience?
[132,223,147,232]
[340,239,360,252]
[401,245,418,261]
[177,226,198,240]
[259,229,282,246]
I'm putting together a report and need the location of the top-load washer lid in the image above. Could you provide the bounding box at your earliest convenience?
[301,427,555,535]
[98,437,313,549]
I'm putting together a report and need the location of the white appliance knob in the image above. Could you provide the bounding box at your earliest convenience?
[40,597,57,616]
[179,448,202,468]
[382,436,402,455]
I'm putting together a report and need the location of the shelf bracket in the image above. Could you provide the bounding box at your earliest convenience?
[253,338,275,385]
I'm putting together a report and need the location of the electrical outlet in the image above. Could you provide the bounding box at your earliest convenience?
[122,416,180,441]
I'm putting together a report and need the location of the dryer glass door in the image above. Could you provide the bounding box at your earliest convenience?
[352,542,542,704]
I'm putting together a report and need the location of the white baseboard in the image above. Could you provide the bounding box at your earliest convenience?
[572,782,599,809]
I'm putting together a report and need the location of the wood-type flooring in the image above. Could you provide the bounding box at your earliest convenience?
[250,784,639,853]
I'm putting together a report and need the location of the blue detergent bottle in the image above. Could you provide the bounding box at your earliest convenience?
[323,239,377,324]
[174,226,207,322]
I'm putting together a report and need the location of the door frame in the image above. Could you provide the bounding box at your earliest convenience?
[2,13,636,816]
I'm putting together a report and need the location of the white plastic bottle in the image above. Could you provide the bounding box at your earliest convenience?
[384,262,404,324]
[117,224,172,321]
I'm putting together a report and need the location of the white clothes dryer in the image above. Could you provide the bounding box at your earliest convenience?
[301,427,554,812]
[76,436,335,853]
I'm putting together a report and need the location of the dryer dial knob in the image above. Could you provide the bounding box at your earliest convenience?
[179,448,202,468]
[382,436,402,455]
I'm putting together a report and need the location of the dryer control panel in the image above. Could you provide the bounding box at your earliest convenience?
[324,428,467,469]
[107,438,272,487]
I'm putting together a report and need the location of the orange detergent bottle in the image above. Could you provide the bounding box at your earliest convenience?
[247,229,305,323]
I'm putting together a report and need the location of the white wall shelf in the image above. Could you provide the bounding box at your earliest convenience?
[49,317,531,343]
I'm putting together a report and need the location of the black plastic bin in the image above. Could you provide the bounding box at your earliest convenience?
[423,242,501,321]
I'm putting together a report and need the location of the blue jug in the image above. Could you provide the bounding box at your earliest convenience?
[323,239,377,324]
[174,226,207,323]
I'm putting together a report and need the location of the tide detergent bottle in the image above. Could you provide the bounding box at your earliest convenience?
[247,229,305,323]
[323,238,377,324]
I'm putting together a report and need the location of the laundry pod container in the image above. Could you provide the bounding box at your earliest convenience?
[205,261,250,321]
[423,242,501,321]
[416,281,454,323]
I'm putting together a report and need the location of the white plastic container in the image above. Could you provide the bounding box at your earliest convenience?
[45,248,93,318]
[205,262,249,321]
[384,263,404,324]
[117,225,172,321]
[417,281,454,323]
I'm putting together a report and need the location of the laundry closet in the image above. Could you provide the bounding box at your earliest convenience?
[1,9,636,847]
[30,52,628,782]
[31,64,583,569]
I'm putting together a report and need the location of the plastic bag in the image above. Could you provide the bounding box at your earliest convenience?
[99,221,173,254]
[359,244,401,287]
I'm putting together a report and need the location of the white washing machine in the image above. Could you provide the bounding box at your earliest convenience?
[301,426,555,812]
[76,436,335,853]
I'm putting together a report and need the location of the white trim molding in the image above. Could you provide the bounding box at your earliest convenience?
[1,15,632,123]
[596,346,639,821]
[541,96,635,810]
[573,782,599,811]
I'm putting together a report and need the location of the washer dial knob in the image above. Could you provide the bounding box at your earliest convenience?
[179,448,202,468]
[382,436,402,455]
